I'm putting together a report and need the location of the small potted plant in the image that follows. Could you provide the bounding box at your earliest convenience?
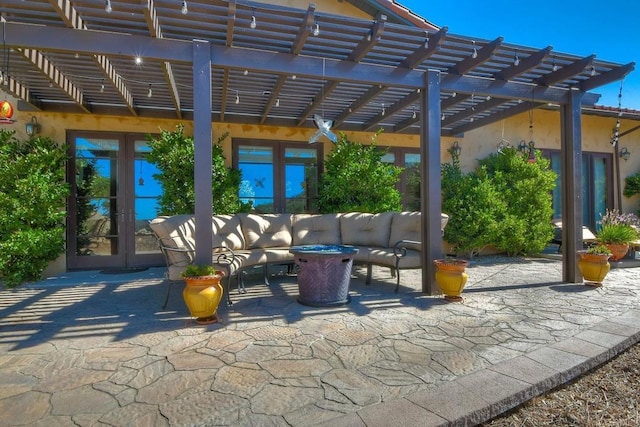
[577,244,612,286]
[597,209,640,261]
[433,258,469,302]
[181,264,225,324]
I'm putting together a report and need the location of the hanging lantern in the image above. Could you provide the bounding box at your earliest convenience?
[0,100,14,123]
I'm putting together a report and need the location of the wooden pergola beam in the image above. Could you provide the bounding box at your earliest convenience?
[349,15,386,62]
[450,37,503,75]
[401,27,448,69]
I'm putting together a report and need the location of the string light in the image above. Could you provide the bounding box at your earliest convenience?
[441,112,445,121]
[313,22,320,37]
[243,70,249,76]
[424,31,429,48]
[100,79,105,93]
[610,79,624,146]
[235,92,240,104]
[552,56,558,72]
[412,109,417,119]
[471,41,478,59]
[291,75,296,80]
[105,0,112,13]
[275,98,280,107]
[250,9,257,29]
[381,103,386,116]
[147,84,152,98]
[181,0,188,15]
[513,49,520,66]
[590,65,597,76]
[366,31,372,42]
[135,56,143,65]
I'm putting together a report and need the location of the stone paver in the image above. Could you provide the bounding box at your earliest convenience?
[0,257,639,426]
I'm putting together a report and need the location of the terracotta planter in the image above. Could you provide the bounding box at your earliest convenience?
[433,259,468,302]
[605,243,629,261]
[577,252,611,286]
[183,273,224,324]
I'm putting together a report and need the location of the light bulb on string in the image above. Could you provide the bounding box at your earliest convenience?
[313,22,320,37]
[181,0,188,15]
[471,41,478,59]
[250,9,257,29]
[105,0,112,13]
[147,84,152,98]
[513,49,520,66]
[235,92,240,104]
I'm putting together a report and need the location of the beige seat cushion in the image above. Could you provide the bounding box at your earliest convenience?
[212,214,246,250]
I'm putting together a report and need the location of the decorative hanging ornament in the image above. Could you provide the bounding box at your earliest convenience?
[0,100,15,123]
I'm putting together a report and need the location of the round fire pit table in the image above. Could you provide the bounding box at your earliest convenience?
[289,244,359,307]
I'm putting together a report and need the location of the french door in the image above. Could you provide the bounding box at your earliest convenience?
[233,139,322,213]
[67,132,163,270]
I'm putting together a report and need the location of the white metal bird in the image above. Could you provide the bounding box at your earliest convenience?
[309,114,338,144]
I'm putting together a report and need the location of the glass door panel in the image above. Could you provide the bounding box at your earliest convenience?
[284,147,318,213]
[132,140,162,261]
[71,137,122,267]
[238,145,275,213]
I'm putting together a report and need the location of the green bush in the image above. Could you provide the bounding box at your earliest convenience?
[479,147,556,256]
[441,163,503,257]
[623,173,640,216]
[441,147,556,257]
[317,133,402,213]
[0,130,69,287]
[145,124,251,215]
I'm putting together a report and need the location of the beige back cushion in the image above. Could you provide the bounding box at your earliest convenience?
[389,212,421,249]
[149,214,196,265]
[238,213,293,249]
[292,214,342,246]
[212,214,246,250]
[340,212,394,247]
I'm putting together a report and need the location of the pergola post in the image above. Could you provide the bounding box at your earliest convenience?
[560,90,584,282]
[420,69,443,294]
[193,39,213,265]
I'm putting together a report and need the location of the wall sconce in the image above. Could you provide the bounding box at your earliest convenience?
[25,116,41,137]
[619,147,631,161]
[447,140,461,163]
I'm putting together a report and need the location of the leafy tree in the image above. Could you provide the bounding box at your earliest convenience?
[0,130,69,286]
[145,124,250,215]
[317,133,402,213]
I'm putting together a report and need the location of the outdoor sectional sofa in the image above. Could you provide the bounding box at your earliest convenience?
[150,211,449,306]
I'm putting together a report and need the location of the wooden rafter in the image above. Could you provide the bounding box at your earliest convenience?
[18,48,90,112]
[442,94,470,110]
[260,76,286,124]
[401,27,448,69]
[450,37,503,75]
[349,15,386,62]
[441,97,506,127]
[443,101,545,137]
[226,0,236,47]
[580,62,635,92]
[48,0,136,115]
[537,54,595,87]
[394,114,419,133]
[333,85,386,127]
[291,3,316,55]
[0,75,41,111]
[363,90,420,131]
[142,0,182,119]
[496,46,553,81]
[296,80,339,127]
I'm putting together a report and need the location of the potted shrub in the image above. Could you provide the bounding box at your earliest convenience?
[577,244,612,286]
[597,209,640,261]
[181,264,225,324]
[433,258,468,302]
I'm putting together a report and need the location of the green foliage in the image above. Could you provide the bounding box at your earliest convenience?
[182,264,219,277]
[586,244,612,255]
[597,224,638,244]
[317,133,402,213]
[623,173,640,215]
[145,124,250,215]
[478,147,556,256]
[441,163,503,257]
[0,130,69,287]
[441,147,556,257]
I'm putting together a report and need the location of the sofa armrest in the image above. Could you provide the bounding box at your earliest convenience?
[212,246,236,267]
[393,239,422,258]
[156,236,194,268]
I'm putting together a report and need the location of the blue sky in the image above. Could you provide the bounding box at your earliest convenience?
[401,0,640,110]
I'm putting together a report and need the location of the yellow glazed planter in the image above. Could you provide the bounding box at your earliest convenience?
[577,252,611,286]
[183,273,224,324]
[433,259,468,302]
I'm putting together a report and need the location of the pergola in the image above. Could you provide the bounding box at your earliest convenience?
[1,0,635,293]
